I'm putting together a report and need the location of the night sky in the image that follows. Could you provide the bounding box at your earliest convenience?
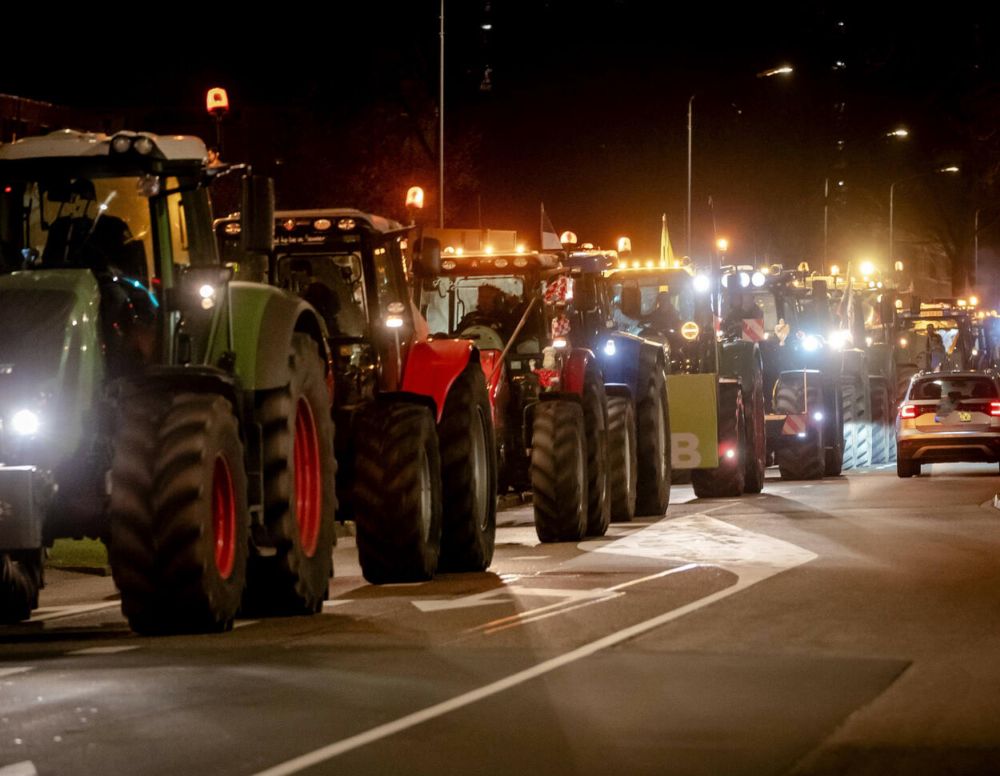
[2,3,996,276]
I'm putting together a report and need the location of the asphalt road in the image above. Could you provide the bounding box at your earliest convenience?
[2,464,999,776]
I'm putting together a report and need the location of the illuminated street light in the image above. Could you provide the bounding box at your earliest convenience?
[860,260,875,278]
[886,128,910,139]
[716,237,729,254]
[757,65,794,78]
[617,236,632,254]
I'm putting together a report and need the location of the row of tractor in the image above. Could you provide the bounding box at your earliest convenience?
[0,127,916,635]
[0,131,503,632]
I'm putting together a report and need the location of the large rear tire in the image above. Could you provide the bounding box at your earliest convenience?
[582,368,609,537]
[244,334,337,615]
[0,551,42,624]
[353,402,442,583]
[111,392,250,634]
[437,363,497,572]
[691,384,746,498]
[635,367,671,515]
[532,400,587,542]
[607,396,637,523]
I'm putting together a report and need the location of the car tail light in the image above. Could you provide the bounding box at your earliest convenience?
[900,404,918,419]
[990,402,1000,417]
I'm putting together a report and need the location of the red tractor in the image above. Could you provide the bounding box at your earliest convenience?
[220,210,498,582]
[413,233,612,542]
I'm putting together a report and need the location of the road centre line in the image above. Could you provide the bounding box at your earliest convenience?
[67,646,139,656]
[250,519,815,776]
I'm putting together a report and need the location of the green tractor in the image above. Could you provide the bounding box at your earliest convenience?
[606,263,767,498]
[0,130,337,632]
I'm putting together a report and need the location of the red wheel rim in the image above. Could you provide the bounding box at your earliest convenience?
[294,398,322,557]
[212,455,237,579]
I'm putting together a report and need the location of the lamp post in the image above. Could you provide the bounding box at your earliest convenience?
[438,0,445,228]
[888,166,960,270]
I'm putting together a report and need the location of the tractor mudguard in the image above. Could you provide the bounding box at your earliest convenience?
[207,281,327,392]
[401,339,478,422]
[596,333,647,394]
[562,348,597,396]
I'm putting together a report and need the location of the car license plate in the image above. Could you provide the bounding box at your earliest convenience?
[960,411,972,422]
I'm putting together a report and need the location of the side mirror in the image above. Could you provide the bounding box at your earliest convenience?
[880,295,897,326]
[240,175,274,255]
[620,286,642,320]
[413,236,441,276]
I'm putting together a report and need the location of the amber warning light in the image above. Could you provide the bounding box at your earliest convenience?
[206,88,229,116]
[406,186,425,209]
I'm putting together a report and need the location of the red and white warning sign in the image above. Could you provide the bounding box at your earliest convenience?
[742,317,766,342]
[782,414,807,436]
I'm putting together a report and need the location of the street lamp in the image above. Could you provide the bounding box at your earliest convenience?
[888,166,960,271]
[686,65,792,258]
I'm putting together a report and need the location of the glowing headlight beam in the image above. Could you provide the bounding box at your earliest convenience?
[11,409,40,436]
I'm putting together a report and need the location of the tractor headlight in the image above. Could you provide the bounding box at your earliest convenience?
[813,411,824,422]
[552,337,568,349]
[199,283,217,310]
[738,272,751,288]
[603,339,616,356]
[11,409,40,436]
[693,274,711,293]
[802,335,820,352]
[751,271,766,287]
[828,330,850,350]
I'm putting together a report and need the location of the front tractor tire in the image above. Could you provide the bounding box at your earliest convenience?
[743,356,767,494]
[635,367,671,516]
[110,392,250,634]
[353,402,443,584]
[0,551,43,624]
[531,399,588,543]
[691,383,746,498]
[607,396,637,523]
[582,369,610,537]
[244,334,337,615]
[437,363,498,572]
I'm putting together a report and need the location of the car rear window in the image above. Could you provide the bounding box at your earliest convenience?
[910,377,997,401]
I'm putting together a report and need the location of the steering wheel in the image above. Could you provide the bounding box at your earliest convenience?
[460,324,505,351]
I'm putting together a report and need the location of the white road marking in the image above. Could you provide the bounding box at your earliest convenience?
[251,517,815,776]
[414,586,608,613]
[67,646,139,656]
[475,563,701,635]
[0,667,34,679]
[507,556,549,561]
[233,620,260,629]
[30,602,121,623]
[0,761,37,776]
[322,600,353,608]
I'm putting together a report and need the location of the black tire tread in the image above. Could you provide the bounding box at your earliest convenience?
[635,367,671,515]
[353,402,442,583]
[437,363,497,572]
[607,396,637,523]
[531,400,587,542]
[244,334,337,614]
[691,384,746,497]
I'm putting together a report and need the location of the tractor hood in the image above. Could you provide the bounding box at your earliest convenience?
[0,270,103,465]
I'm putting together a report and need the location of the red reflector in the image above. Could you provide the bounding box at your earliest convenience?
[900,404,918,419]
[990,402,1000,417]
[3,186,11,194]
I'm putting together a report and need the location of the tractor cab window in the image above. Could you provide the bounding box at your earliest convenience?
[421,274,534,352]
[7,176,153,282]
[275,251,367,338]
